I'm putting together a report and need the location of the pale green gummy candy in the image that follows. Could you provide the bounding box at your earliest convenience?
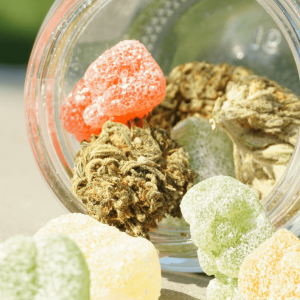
[180,176,274,299]
[0,236,37,299]
[207,278,243,300]
[35,234,90,300]
[0,234,90,300]
[162,116,235,228]
[171,116,235,184]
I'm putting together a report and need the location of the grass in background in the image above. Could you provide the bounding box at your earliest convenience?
[0,0,54,65]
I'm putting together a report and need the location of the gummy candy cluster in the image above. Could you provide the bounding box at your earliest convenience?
[180,176,275,300]
[61,40,166,141]
[239,228,300,299]
[34,213,161,300]
[0,234,90,300]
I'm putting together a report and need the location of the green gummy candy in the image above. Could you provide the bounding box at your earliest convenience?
[180,176,274,279]
[35,234,90,300]
[207,278,243,300]
[171,116,235,184]
[0,234,90,300]
[0,236,37,300]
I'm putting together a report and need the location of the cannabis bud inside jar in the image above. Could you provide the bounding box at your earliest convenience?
[151,62,300,201]
[72,120,196,239]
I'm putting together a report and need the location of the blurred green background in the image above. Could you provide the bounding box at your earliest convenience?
[0,0,55,65]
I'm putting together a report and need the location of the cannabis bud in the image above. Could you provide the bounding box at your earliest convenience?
[212,75,300,199]
[72,120,196,239]
[150,61,252,130]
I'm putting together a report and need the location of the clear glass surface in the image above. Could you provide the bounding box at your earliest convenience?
[25,0,300,272]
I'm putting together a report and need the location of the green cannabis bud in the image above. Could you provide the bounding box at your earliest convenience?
[212,75,300,199]
[150,61,252,130]
[71,120,196,239]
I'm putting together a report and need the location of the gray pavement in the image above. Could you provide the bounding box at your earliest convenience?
[0,65,67,242]
[0,64,208,299]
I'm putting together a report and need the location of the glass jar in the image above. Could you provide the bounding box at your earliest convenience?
[25,0,300,273]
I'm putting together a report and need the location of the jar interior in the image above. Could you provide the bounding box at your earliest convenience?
[60,0,298,159]
[43,0,300,271]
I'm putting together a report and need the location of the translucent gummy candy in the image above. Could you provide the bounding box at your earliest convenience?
[180,176,274,300]
[239,229,300,300]
[270,251,300,299]
[207,278,243,300]
[160,116,235,228]
[0,236,36,299]
[60,88,100,142]
[171,116,235,184]
[34,213,161,300]
[61,40,166,141]
[0,234,90,300]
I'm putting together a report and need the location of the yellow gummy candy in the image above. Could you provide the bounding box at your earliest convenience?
[34,213,161,300]
[239,229,300,300]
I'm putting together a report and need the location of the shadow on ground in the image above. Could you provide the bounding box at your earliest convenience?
[162,270,212,288]
[159,289,200,300]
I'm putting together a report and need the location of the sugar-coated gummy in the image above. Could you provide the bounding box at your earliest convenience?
[0,236,37,300]
[34,213,161,300]
[60,40,166,141]
[161,116,235,228]
[35,234,90,300]
[0,234,90,300]
[239,229,300,300]
[171,116,235,184]
[180,176,274,300]
[181,176,274,277]
[269,251,300,299]
[60,92,100,142]
[207,278,243,300]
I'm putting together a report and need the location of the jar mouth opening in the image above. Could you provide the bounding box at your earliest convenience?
[25,0,300,260]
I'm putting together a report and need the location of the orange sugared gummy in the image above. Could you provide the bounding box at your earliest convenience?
[238,229,300,300]
[60,40,166,141]
[270,251,300,299]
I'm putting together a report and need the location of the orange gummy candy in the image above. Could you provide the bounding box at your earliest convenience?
[270,251,300,299]
[60,79,101,141]
[60,40,166,141]
[239,229,300,300]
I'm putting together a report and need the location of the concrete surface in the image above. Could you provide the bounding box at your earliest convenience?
[0,64,209,299]
[160,271,209,299]
[0,65,67,242]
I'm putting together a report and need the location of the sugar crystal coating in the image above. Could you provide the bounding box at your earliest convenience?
[35,234,90,300]
[0,236,37,299]
[61,40,166,141]
[33,212,113,237]
[60,83,100,142]
[34,213,161,300]
[239,229,300,300]
[180,176,274,300]
[171,116,235,184]
[207,278,243,300]
[269,251,300,299]
[181,176,274,277]
[160,116,235,228]
[0,234,90,300]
